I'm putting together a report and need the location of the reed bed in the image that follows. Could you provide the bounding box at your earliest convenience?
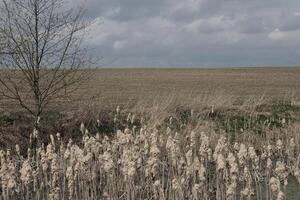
[0,109,300,200]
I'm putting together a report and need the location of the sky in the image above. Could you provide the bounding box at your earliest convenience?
[71,0,300,67]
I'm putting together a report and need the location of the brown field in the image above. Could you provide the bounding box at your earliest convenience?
[1,67,300,113]
[74,67,300,110]
[1,67,300,148]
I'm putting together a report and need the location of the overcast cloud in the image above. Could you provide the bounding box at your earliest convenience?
[71,0,300,67]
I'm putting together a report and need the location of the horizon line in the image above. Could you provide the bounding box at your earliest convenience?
[94,65,300,69]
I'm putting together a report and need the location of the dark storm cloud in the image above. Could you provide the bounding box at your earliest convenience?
[72,0,300,67]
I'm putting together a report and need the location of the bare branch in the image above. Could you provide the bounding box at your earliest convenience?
[0,0,91,125]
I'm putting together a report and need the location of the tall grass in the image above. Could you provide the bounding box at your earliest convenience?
[0,105,300,200]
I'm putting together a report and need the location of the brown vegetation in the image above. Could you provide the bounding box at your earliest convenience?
[1,68,300,199]
[1,68,300,149]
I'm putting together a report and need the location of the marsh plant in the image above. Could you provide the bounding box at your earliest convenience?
[0,111,300,200]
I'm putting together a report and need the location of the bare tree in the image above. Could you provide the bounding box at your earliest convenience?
[0,0,90,128]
